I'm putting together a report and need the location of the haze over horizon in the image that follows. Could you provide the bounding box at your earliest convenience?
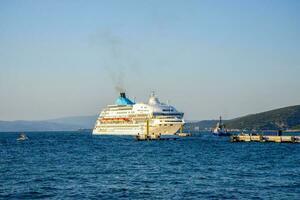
[1,0,300,121]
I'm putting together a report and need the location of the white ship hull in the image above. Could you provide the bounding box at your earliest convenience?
[92,123,182,136]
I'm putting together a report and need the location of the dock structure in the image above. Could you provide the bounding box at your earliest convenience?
[135,132,179,141]
[177,125,191,137]
[231,134,300,143]
[135,120,179,141]
[135,119,161,141]
[177,133,191,137]
[136,133,161,141]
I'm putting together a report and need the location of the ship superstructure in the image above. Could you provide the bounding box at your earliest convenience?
[93,92,184,135]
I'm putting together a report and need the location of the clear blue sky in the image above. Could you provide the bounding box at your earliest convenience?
[0,0,300,120]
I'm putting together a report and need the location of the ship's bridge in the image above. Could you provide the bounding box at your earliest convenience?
[148,93,184,117]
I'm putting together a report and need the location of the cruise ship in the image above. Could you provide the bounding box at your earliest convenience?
[92,92,184,136]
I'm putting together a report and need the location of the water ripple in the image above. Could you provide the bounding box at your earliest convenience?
[0,132,300,199]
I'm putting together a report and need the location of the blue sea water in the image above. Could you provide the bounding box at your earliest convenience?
[0,132,300,200]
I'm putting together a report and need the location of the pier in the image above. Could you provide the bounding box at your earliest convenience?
[176,125,192,137]
[231,134,300,143]
[135,120,181,141]
[135,134,179,141]
[135,119,162,141]
[177,133,191,137]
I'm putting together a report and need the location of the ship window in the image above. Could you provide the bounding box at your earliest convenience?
[162,109,173,112]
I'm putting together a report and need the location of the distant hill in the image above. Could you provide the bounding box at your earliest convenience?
[0,120,82,132]
[1,105,300,132]
[184,120,221,131]
[226,105,300,130]
[0,115,98,132]
[47,115,98,128]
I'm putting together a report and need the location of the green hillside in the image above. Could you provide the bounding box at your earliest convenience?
[226,105,300,130]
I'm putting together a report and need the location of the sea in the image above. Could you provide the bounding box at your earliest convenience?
[1,131,300,200]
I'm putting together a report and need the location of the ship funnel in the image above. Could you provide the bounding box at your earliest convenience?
[116,92,134,105]
[120,92,126,98]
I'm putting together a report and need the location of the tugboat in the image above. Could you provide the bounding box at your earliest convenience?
[17,133,28,141]
[212,116,231,136]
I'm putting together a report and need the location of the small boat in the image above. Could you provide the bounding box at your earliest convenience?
[212,116,231,136]
[177,133,191,137]
[17,133,28,141]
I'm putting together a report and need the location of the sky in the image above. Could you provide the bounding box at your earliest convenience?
[0,0,300,121]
